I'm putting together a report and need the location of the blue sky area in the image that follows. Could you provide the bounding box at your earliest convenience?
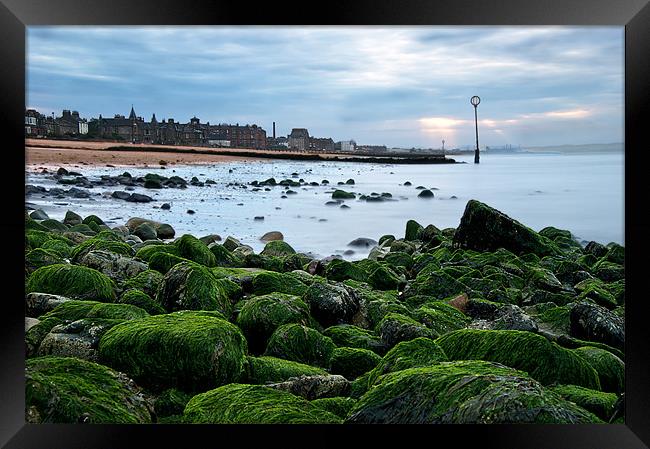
[27,26,624,148]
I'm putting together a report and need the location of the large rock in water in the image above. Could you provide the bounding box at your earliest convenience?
[98,311,247,391]
[453,200,559,256]
[25,356,152,423]
[346,361,601,424]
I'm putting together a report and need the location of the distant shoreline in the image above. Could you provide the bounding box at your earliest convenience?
[25,139,457,167]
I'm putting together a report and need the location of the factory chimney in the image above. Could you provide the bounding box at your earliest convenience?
[273,122,276,139]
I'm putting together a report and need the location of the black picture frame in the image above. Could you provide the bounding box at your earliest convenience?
[2,0,649,447]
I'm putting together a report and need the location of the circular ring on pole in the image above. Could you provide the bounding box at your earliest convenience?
[471,95,481,107]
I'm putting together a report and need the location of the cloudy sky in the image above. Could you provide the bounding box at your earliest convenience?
[27,26,623,148]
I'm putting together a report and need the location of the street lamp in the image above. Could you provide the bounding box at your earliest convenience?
[470,95,481,164]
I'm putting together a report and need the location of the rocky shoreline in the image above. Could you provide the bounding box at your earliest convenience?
[24,198,625,424]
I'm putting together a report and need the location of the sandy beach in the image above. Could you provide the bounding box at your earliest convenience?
[25,139,264,170]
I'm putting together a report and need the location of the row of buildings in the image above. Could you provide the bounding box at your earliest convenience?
[25,107,385,153]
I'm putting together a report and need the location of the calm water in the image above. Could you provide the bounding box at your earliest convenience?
[25,152,624,259]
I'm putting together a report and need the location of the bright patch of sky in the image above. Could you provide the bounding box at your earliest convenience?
[27,26,623,148]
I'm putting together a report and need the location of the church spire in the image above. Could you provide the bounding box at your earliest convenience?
[151,113,157,124]
[129,105,137,120]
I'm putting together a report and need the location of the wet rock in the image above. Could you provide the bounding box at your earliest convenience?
[126,193,153,203]
[417,189,434,198]
[453,200,559,257]
[77,250,148,283]
[570,301,624,351]
[26,292,72,318]
[303,282,360,328]
[30,209,49,220]
[134,223,158,241]
[266,375,351,400]
[111,191,131,200]
[261,231,284,242]
[200,234,223,246]
[161,203,171,210]
[63,210,83,226]
[347,238,377,248]
[25,317,40,332]
[38,318,123,362]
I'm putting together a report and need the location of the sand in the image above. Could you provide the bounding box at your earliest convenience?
[25,139,266,170]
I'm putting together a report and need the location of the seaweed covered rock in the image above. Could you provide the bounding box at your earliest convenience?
[414,302,470,337]
[176,234,216,267]
[77,250,148,282]
[250,271,309,296]
[346,361,600,424]
[329,347,381,380]
[121,269,164,298]
[208,243,242,267]
[550,384,618,421]
[156,262,233,315]
[134,243,179,263]
[377,313,435,349]
[26,356,152,423]
[404,219,424,241]
[436,329,600,389]
[25,248,66,273]
[367,265,403,291]
[183,384,341,424]
[118,289,165,315]
[98,312,247,391]
[570,301,624,351]
[453,200,559,257]
[25,292,71,318]
[148,252,191,274]
[404,269,469,300]
[237,293,311,353]
[324,259,367,282]
[26,264,116,302]
[322,324,387,355]
[264,324,335,368]
[266,374,351,400]
[245,356,327,384]
[41,300,150,322]
[303,282,359,328]
[574,346,625,394]
[311,397,357,419]
[261,240,296,257]
[70,238,134,263]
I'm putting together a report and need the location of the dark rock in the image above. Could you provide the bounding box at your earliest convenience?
[303,282,360,328]
[161,203,171,210]
[56,167,69,176]
[417,189,434,198]
[77,250,148,283]
[133,223,158,241]
[126,193,153,203]
[266,375,350,400]
[112,191,131,200]
[347,238,378,248]
[570,301,624,351]
[25,292,71,318]
[585,241,608,258]
[254,216,265,221]
[453,200,559,257]
[261,231,284,242]
[30,209,49,220]
[187,210,195,215]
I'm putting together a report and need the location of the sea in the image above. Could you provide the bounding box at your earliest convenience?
[25,151,625,260]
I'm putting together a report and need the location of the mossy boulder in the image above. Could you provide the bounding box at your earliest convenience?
[25,356,152,423]
[331,190,355,200]
[550,384,618,421]
[245,356,327,384]
[237,293,311,353]
[324,259,367,282]
[367,265,402,291]
[25,248,66,273]
[404,219,424,241]
[346,360,601,424]
[77,250,148,283]
[156,262,233,315]
[118,289,165,315]
[574,346,625,394]
[435,329,600,390]
[414,302,470,337]
[208,243,242,267]
[82,215,105,227]
[303,282,359,328]
[134,243,179,263]
[70,238,134,263]
[264,324,336,368]
[405,269,469,300]
[121,269,164,298]
[310,397,357,419]
[26,264,116,302]
[377,313,435,349]
[182,384,341,424]
[382,251,414,270]
[261,240,296,257]
[98,312,247,392]
[322,324,387,355]
[176,234,216,267]
[250,271,309,296]
[148,252,191,274]
[40,300,149,323]
[40,239,73,258]
[329,347,382,380]
[569,301,624,351]
[453,200,559,257]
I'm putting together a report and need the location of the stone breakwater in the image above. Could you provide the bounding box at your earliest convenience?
[24,199,625,424]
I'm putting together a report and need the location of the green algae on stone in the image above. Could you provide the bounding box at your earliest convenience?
[41,300,149,323]
[134,243,180,263]
[118,289,165,315]
[404,219,424,241]
[549,384,618,421]
[208,243,242,267]
[237,293,311,353]
[574,346,625,394]
[322,324,387,355]
[264,323,335,368]
[347,360,601,424]
[40,239,73,258]
[324,259,367,282]
[250,271,309,296]
[156,262,232,315]
[244,356,327,384]
[405,269,469,300]
[26,264,116,302]
[183,383,341,424]
[70,238,134,263]
[121,269,164,298]
[329,347,382,380]
[367,265,402,291]
[25,317,64,358]
[414,301,470,337]
[331,190,355,200]
[98,312,248,392]
[377,313,435,349]
[310,397,357,419]
[435,329,600,390]
[148,252,191,274]
[25,248,66,273]
[261,240,296,257]
[176,234,216,267]
[26,356,152,423]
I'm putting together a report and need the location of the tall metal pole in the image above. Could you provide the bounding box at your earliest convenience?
[474,106,479,164]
